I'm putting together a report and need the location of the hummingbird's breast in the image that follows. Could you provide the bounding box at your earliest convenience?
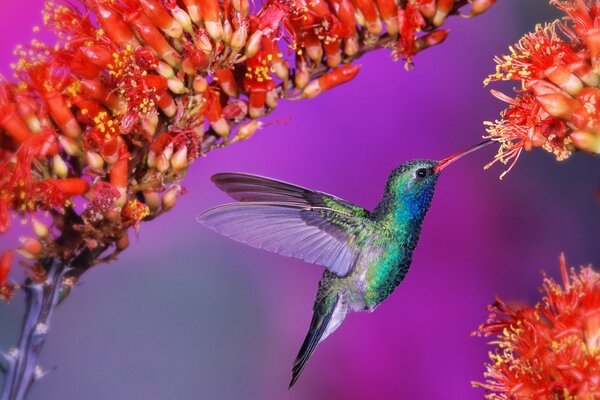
[328,218,425,312]
[361,231,418,309]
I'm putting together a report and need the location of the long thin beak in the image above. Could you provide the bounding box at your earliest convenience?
[434,139,494,173]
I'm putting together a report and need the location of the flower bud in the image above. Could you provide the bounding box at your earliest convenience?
[171,146,188,171]
[168,78,188,94]
[172,7,193,33]
[470,0,496,16]
[231,26,248,51]
[294,61,310,90]
[142,110,159,136]
[193,76,208,93]
[58,135,82,156]
[143,191,161,211]
[570,131,600,154]
[537,93,578,120]
[246,32,262,58]
[266,89,279,109]
[156,143,174,172]
[237,120,262,141]
[52,155,69,178]
[344,36,359,56]
[86,151,105,171]
[161,185,180,211]
[272,61,289,81]
[205,21,223,42]
[223,19,233,45]
[116,233,129,250]
[545,65,583,96]
[306,43,323,64]
[17,237,43,259]
[157,61,175,79]
[211,118,230,138]
[31,218,49,239]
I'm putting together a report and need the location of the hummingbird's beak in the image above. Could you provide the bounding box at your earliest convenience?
[434,139,494,173]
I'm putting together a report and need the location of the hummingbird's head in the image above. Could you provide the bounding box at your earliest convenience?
[375,140,493,221]
[384,159,440,217]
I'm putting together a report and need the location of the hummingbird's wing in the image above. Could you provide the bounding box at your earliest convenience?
[210,172,369,217]
[198,173,374,277]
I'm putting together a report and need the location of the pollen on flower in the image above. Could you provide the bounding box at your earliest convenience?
[121,199,150,228]
[473,255,600,399]
[485,0,600,178]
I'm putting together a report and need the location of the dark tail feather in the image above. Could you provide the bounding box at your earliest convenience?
[289,295,339,389]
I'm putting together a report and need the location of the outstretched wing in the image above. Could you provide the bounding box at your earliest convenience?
[210,172,370,218]
[197,173,374,277]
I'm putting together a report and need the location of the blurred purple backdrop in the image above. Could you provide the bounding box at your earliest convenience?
[0,1,598,399]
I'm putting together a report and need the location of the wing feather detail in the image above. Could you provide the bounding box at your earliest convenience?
[197,202,368,277]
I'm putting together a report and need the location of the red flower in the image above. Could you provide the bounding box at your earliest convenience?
[473,255,600,399]
[486,0,600,178]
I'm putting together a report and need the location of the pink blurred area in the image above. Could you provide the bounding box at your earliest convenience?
[0,1,598,399]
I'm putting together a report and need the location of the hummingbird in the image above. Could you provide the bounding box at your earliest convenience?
[197,140,492,388]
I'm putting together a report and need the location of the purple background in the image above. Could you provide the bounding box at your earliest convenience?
[0,1,598,399]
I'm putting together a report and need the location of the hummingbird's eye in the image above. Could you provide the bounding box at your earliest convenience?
[416,168,428,178]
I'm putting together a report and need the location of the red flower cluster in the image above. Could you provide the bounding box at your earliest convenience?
[485,0,600,179]
[0,0,494,301]
[473,255,600,399]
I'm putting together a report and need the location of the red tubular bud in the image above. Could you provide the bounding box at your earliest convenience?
[80,45,113,68]
[570,130,600,154]
[584,28,600,59]
[214,69,239,98]
[139,0,183,38]
[331,0,357,36]
[201,0,223,41]
[48,178,90,197]
[156,92,177,117]
[374,0,398,35]
[350,0,381,34]
[94,3,139,46]
[469,0,496,16]
[110,158,128,208]
[433,0,455,27]
[419,0,436,19]
[19,237,43,257]
[182,0,202,24]
[127,13,181,67]
[15,96,41,133]
[81,80,125,112]
[46,93,82,138]
[415,30,449,52]
[537,93,579,120]
[324,42,342,68]
[544,65,583,96]
[110,158,128,191]
[0,104,34,143]
[302,64,361,98]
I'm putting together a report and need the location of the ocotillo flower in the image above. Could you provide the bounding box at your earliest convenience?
[473,254,600,399]
[484,0,600,179]
[0,0,494,303]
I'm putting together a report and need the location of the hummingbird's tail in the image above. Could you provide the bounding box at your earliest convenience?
[289,293,348,388]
